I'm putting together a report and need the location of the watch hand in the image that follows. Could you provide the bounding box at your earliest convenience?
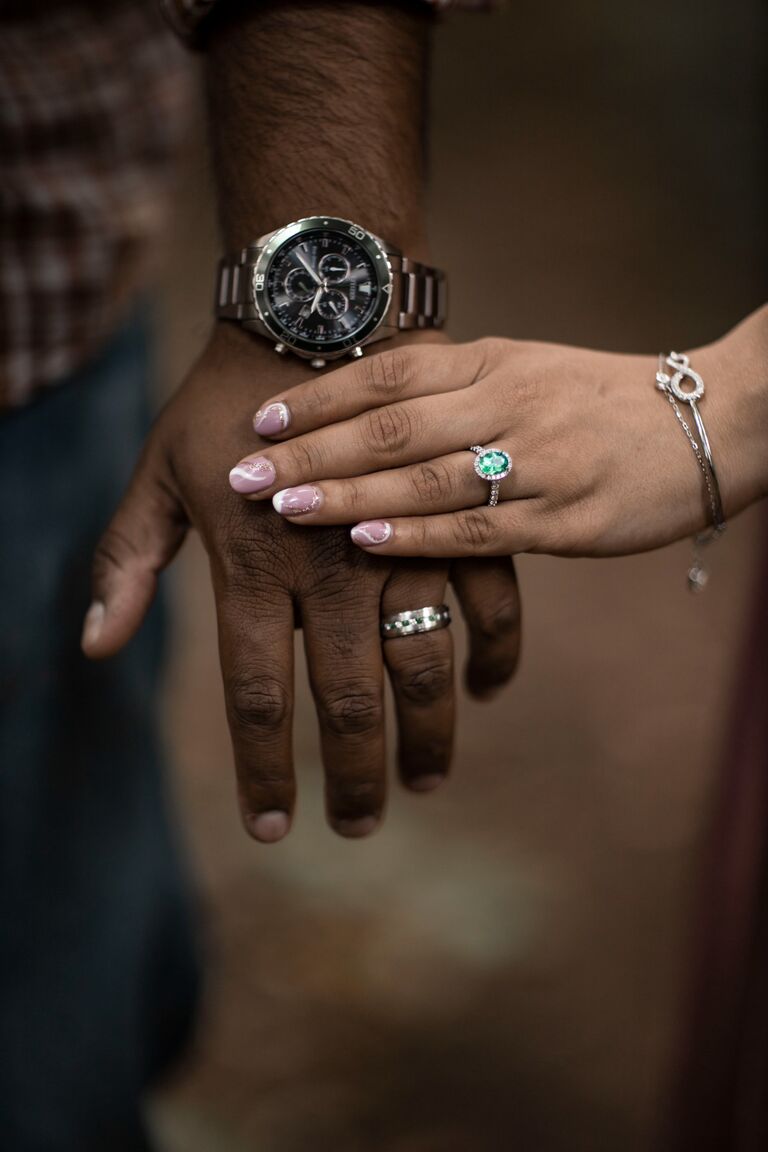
[310,285,324,314]
[296,250,322,285]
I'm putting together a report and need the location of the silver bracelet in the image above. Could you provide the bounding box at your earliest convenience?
[655,352,726,592]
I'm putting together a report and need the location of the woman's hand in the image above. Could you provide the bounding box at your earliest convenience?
[229,308,768,558]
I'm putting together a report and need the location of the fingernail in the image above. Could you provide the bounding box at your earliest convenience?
[247,810,290,843]
[229,457,276,493]
[272,485,323,516]
[253,402,290,436]
[408,774,446,793]
[81,601,105,650]
[350,520,392,547]
[334,816,380,838]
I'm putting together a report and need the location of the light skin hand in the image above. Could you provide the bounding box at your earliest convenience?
[231,305,768,559]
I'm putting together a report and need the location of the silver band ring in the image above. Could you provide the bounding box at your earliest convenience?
[381,604,451,640]
[469,445,513,507]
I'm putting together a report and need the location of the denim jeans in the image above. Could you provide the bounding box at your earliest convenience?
[0,310,199,1151]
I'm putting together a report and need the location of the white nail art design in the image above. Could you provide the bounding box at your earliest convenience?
[254,402,290,433]
[272,486,322,515]
[351,521,393,545]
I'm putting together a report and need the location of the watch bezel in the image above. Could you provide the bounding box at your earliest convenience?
[251,216,394,356]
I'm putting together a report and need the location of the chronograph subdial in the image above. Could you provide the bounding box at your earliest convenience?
[316,289,349,320]
[284,267,317,301]
[318,253,350,285]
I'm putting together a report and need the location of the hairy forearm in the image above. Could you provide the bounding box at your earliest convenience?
[206,1,431,256]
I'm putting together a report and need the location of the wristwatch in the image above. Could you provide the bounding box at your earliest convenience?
[215,215,446,368]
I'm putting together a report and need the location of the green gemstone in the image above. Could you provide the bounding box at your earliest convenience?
[477,449,510,478]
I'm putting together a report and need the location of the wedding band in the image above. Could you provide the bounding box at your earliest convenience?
[469,445,513,507]
[381,604,451,640]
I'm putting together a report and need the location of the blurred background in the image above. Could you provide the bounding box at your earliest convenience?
[150,3,767,1150]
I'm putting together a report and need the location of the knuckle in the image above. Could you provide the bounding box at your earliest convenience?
[299,379,335,423]
[222,529,262,574]
[397,658,452,705]
[415,460,454,503]
[92,526,140,579]
[472,597,521,642]
[337,478,364,517]
[411,516,429,550]
[316,680,383,737]
[361,402,417,457]
[453,509,498,551]
[227,675,289,732]
[300,530,379,601]
[218,516,290,589]
[477,335,507,364]
[357,347,414,400]
[288,437,325,479]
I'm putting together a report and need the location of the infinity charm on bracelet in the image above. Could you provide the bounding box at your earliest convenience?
[655,352,726,533]
[655,351,726,592]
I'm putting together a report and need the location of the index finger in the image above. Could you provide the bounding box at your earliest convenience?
[251,341,486,439]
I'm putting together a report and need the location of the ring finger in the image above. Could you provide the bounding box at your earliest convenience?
[270,443,524,525]
[381,562,455,793]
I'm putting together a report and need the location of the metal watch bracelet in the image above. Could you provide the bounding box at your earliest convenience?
[215,249,446,331]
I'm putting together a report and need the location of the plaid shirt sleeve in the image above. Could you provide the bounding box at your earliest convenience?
[160,0,494,44]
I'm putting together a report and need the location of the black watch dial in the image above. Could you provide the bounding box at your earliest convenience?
[264,229,381,349]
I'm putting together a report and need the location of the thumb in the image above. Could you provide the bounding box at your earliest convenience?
[82,441,188,659]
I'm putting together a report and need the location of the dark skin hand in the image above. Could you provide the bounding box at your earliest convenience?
[80,2,522,842]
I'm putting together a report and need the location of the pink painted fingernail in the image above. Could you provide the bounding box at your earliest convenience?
[253,402,290,436]
[272,486,323,516]
[229,456,276,493]
[350,520,392,547]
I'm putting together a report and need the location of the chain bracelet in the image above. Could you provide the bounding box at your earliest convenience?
[655,352,726,593]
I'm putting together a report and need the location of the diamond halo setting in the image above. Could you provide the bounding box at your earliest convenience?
[472,448,512,481]
[469,445,513,508]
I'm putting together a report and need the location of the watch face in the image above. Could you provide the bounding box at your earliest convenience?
[254,218,392,355]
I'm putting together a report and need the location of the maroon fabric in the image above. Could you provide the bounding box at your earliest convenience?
[669,523,768,1150]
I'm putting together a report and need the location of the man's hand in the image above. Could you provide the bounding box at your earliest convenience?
[81,327,522,842]
[81,1,523,844]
